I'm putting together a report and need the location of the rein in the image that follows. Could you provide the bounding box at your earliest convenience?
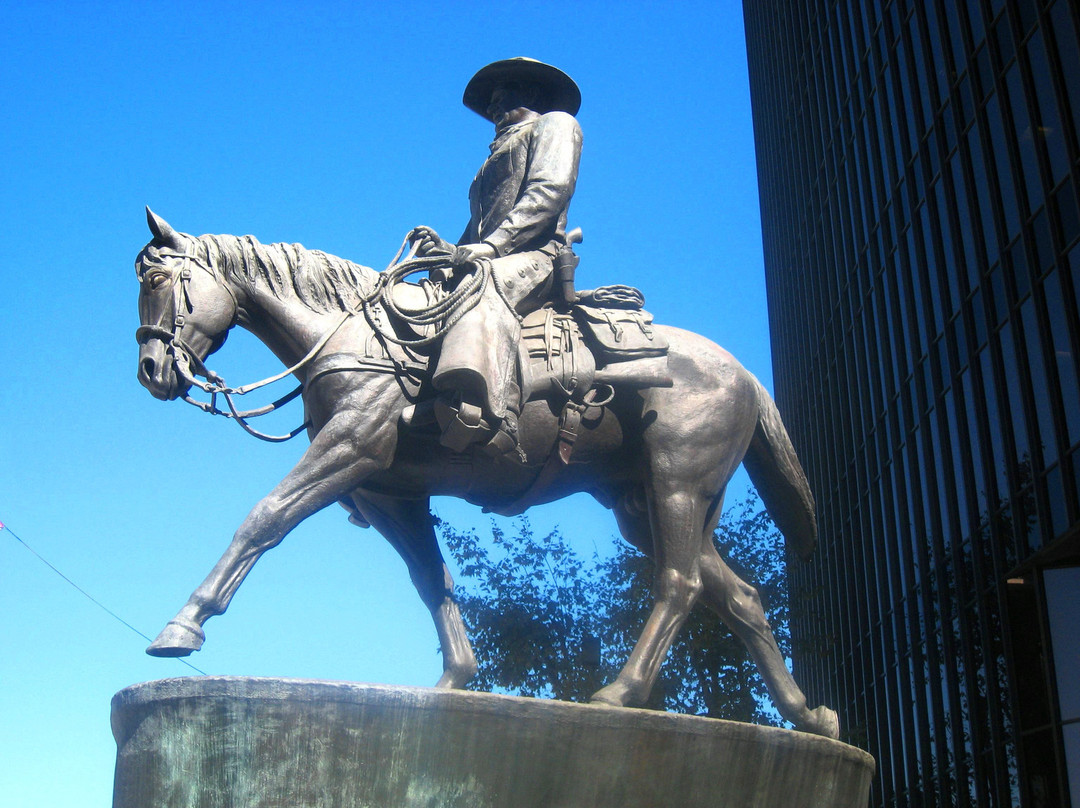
[177,309,353,443]
[138,235,489,442]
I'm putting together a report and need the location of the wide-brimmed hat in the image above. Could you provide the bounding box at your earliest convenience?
[463,57,581,120]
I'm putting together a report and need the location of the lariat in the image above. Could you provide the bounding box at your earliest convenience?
[361,236,489,348]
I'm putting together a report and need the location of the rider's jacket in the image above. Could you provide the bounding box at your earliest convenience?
[434,109,583,425]
[459,110,582,259]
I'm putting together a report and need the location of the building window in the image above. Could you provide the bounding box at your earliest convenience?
[1044,566,1080,806]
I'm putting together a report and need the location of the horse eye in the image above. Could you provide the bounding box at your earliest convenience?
[146,272,169,290]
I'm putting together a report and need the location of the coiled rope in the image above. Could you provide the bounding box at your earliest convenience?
[361,238,490,348]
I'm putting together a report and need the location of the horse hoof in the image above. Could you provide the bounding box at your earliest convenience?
[434,664,476,690]
[146,619,205,657]
[589,683,629,707]
[434,672,464,689]
[802,706,840,739]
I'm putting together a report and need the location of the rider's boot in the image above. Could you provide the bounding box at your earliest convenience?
[435,392,525,462]
[436,395,491,453]
[401,399,439,429]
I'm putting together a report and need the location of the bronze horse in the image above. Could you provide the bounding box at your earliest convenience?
[134,209,838,737]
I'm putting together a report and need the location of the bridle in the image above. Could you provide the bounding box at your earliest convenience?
[135,234,492,442]
[135,244,237,375]
[135,243,319,442]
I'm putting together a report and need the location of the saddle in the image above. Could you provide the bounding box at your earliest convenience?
[517,288,671,465]
[434,291,669,516]
[336,271,671,461]
[519,298,672,406]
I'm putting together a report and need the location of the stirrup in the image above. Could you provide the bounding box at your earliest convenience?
[482,412,526,463]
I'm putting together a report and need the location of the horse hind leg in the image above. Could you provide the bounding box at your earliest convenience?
[698,541,838,738]
[349,492,477,689]
[602,490,838,739]
[592,485,706,708]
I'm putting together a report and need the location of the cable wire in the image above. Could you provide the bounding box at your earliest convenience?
[1,520,207,676]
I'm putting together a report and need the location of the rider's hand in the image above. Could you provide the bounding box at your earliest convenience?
[407,226,452,256]
[451,242,497,268]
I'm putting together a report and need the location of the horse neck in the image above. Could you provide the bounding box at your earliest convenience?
[199,233,379,368]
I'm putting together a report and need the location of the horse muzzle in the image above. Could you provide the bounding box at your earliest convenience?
[137,337,193,401]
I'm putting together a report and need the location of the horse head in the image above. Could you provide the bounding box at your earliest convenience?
[136,208,238,400]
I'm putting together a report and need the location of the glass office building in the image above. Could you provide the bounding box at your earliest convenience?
[743,1,1080,805]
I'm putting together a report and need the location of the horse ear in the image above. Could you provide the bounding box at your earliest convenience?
[146,207,181,248]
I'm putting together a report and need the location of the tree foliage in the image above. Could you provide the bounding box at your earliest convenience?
[438,495,791,725]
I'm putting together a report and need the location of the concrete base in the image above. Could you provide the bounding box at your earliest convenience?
[112,677,874,808]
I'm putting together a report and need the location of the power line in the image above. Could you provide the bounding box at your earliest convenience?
[1,520,206,676]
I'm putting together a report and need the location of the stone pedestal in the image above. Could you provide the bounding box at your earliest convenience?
[112,677,874,807]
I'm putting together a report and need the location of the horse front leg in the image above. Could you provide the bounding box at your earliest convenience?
[146,411,396,657]
[348,492,478,688]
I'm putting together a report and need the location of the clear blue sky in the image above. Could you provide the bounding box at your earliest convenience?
[0,2,773,803]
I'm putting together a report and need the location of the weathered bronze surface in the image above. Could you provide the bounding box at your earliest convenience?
[112,678,874,807]
[133,59,837,739]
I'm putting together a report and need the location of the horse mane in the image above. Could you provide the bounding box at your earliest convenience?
[196,233,381,314]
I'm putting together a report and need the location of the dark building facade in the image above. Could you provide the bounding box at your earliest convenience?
[743,1,1080,805]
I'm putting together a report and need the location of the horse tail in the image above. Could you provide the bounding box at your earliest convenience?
[742,375,818,560]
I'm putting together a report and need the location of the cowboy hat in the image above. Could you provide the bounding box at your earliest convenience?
[463,57,581,120]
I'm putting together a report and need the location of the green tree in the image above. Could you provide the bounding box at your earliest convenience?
[439,495,791,725]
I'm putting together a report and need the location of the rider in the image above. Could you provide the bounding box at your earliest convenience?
[409,57,583,458]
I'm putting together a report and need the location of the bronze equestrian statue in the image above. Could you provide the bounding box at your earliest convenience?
[133,59,838,739]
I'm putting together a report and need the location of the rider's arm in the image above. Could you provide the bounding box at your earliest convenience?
[482,112,582,257]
